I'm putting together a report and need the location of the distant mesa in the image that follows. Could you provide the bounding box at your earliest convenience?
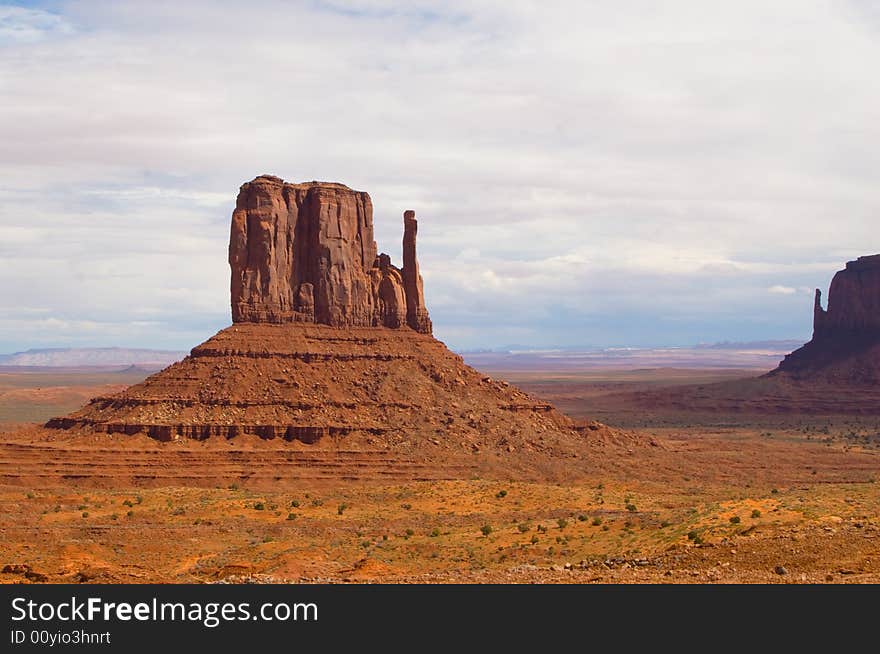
[770,254,880,383]
[0,347,185,368]
[45,175,623,470]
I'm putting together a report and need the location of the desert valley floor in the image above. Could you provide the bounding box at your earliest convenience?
[1,364,879,584]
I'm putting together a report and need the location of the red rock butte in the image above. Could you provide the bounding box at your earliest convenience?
[46,175,621,469]
[770,254,880,383]
[230,175,431,333]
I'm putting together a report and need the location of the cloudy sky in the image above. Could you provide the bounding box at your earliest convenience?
[1,0,878,352]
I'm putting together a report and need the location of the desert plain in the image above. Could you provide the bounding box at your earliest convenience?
[1,361,878,585]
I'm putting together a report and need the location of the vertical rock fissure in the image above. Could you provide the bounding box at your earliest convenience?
[229,175,431,333]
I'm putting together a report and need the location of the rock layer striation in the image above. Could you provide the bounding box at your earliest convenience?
[45,174,621,468]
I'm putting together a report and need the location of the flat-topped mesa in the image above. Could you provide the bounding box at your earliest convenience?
[813,254,880,339]
[229,175,432,334]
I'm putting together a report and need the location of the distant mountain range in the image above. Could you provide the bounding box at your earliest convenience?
[0,340,805,370]
[461,340,803,371]
[0,347,186,367]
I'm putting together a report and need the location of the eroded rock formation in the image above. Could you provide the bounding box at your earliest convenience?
[772,254,880,382]
[229,175,431,333]
[812,255,880,338]
[45,173,625,467]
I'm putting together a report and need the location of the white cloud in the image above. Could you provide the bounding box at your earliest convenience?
[0,0,877,350]
[768,285,797,295]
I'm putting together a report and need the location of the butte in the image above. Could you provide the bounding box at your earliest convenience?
[44,175,625,479]
[607,255,880,417]
[768,254,880,384]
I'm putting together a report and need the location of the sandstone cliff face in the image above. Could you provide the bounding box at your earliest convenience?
[229,175,431,333]
[773,254,880,382]
[813,254,880,338]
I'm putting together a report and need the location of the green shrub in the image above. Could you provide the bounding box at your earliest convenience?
[290,500,300,508]
[496,490,508,498]
[517,523,531,533]
[729,516,741,524]
[591,516,602,526]
[626,503,637,512]
[480,524,492,537]
[430,527,440,537]
[557,518,568,529]
[751,509,762,518]
[254,502,265,511]
[337,503,348,515]
[286,512,297,521]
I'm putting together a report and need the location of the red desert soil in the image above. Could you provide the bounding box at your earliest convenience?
[2,366,879,584]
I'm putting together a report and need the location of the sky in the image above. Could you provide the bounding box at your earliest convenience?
[0,0,878,352]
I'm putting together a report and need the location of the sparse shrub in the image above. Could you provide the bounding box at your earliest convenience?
[172,507,185,516]
[262,535,273,543]
[254,502,265,511]
[402,503,412,510]
[53,505,61,513]
[286,513,297,521]
[660,520,671,528]
[602,525,610,531]
[110,513,118,520]
[26,492,34,499]
[122,499,133,507]
[311,498,323,507]
[537,524,547,533]
[518,523,531,533]
[136,495,144,504]
[530,535,539,545]
[771,488,779,494]
[557,518,568,529]
[751,509,762,518]
[81,512,89,518]
[337,503,348,515]
[729,516,741,524]
[77,505,87,511]
[430,527,440,537]
[496,490,508,498]
[480,524,492,537]
[361,541,370,548]
[382,534,388,541]
[626,503,637,512]
[591,516,602,526]
[578,514,587,522]
[126,511,133,518]
[405,528,415,539]
[290,500,300,508]
[687,530,703,544]
[228,484,238,491]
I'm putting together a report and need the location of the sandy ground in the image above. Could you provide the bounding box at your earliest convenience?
[1,367,879,584]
